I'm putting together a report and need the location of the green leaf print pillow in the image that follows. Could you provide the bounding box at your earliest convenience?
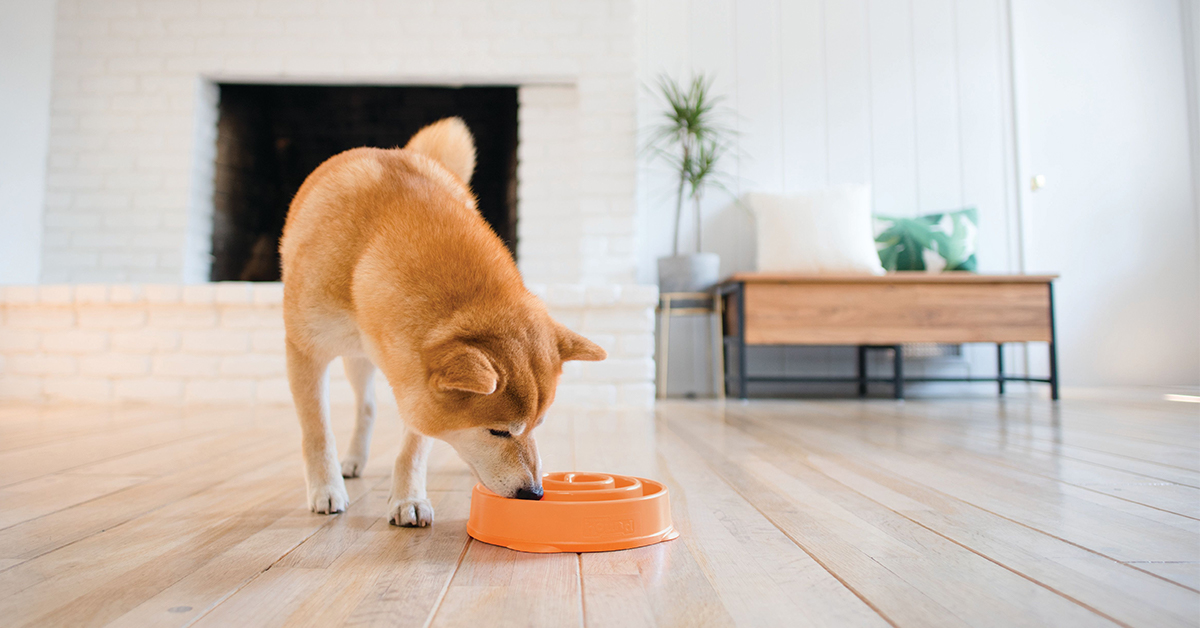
[873,208,978,272]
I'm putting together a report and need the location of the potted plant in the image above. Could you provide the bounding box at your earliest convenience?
[647,75,733,293]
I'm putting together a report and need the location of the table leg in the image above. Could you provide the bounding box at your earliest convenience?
[857,345,868,397]
[1048,283,1060,401]
[657,296,671,400]
[997,342,1005,396]
[736,284,748,400]
[713,291,726,400]
[893,345,904,400]
[1049,341,1059,401]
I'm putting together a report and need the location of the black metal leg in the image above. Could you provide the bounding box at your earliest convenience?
[1049,342,1059,400]
[856,345,868,397]
[893,345,904,400]
[715,329,724,398]
[997,342,1005,396]
[736,283,748,400]
[719,338,729,397]
[1048,283,1060,401]
[717,296,728,399]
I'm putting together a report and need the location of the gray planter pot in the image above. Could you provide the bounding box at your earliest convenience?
[657,253,720,293]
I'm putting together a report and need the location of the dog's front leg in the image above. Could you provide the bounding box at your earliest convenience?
[388,428,434,527]
[287,341,349,514]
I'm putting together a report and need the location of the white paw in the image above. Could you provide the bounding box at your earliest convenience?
[341,457,366,478]
[308,479,350,514]
[389,497,434,527]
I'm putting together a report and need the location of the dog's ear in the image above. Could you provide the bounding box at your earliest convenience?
[558,327,607,362]
[426,342,499,394]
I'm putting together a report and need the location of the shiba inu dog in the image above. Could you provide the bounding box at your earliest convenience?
[279,118,606,527]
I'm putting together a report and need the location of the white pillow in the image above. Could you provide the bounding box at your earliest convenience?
[748,186,885,275]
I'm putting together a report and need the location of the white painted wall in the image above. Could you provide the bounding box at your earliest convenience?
[637,0,1026,395]
[1187,2,1200,345]
[0,0,56,283]
[1012,0,1199,387]
[637,0,1199,393]
[4,0,1195,390]
[637,0,1020,282]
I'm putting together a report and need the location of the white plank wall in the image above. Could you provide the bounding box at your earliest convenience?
[780,0,827,194]
[868,0,918,217]
[636,0,1024,396]
[825,0,873,187]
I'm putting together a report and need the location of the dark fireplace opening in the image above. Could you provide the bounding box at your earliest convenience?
[210,84,519,281]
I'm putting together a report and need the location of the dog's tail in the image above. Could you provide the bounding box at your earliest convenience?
[405,117,477,184]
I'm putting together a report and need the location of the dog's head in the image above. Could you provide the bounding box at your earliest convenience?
[411,316,606,500]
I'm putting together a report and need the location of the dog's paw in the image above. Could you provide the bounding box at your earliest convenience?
[308,480,350,514]
[388,497,434,527]
[340,457,366,479]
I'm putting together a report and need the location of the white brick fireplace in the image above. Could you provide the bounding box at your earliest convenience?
[3,0,656,406]
[42,0,637,284]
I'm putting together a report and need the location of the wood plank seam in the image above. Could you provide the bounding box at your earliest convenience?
[0,445,303,566]
[926,452,1200,523]
[792,405,1200,520]
[670,407,1196,626]
[418,537,474,628]
[177,474,394,628]
[779,440,1199,624]
[0,435,289,534]
[0,424,255,490]
[796,458,1145,628]
[775,400,1200,491]
[662,421,903,628]
[576,553,586,628]
[726,408,1200,595]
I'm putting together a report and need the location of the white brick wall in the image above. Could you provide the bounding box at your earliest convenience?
[41,0,638,285]
[0,282,657,407]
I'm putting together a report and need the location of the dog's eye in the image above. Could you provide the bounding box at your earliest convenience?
[488,429,511,438]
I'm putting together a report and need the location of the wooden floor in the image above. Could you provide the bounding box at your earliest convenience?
[0,394,1197,627]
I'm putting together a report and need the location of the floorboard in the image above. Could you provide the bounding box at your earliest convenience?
[0,394,1195,627]
[702,411,1197,627]
[727,405,1200,566]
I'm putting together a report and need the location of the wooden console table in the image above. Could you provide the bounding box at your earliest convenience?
[716,273,1059,400]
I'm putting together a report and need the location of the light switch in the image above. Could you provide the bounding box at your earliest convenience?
[1031,174,1046,191]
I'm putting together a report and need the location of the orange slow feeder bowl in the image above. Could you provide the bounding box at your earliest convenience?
[467,471,679,553]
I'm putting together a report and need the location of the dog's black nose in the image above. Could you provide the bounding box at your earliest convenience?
[514,485,543,500]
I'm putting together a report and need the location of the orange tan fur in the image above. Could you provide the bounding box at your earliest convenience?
[280,117,605,526]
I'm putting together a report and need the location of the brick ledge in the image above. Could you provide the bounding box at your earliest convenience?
[0,283,658,407]
[0,283,658,308]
